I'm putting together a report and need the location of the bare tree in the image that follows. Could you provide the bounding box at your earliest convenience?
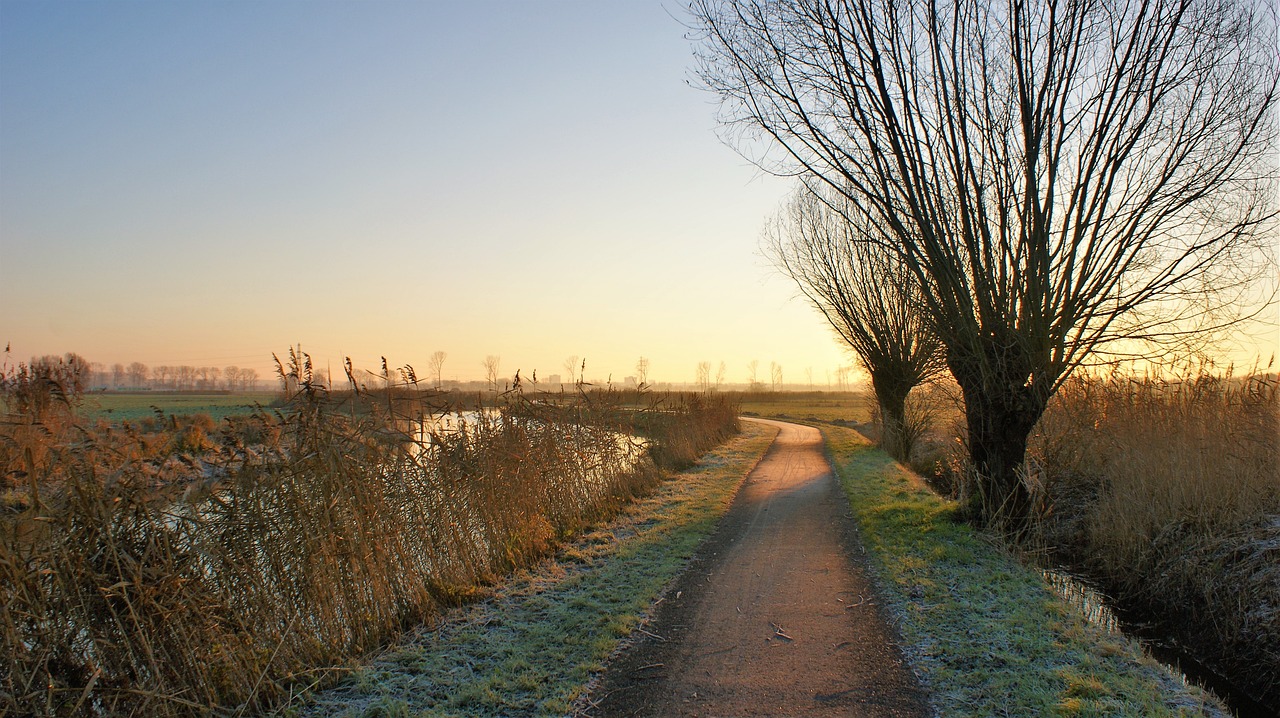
[769,361,783,391]
[85,361,104,389]
[483,355,502,392]
[635,356,651,386]
[563,355,580,386]
[715,361,727,390]
[111,363,125,389]
[243,368,258,391]
[746,359,761,390]
[224,366,239,391]
[693,0,1278,531]
[833,366,852,390]
[127,362,149,389]
[427,351,448,388]
[766,186,945,460]
[696,361,713,391]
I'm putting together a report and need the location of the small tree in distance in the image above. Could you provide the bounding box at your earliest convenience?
[563,355,579,386]
[746,360,761,391]
[483,355,502,393]
[427,351,447,388]
[127,362,149,389]
[695,361,712,392]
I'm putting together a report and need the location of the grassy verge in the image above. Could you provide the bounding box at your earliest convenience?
[822,424,1230,717]
[282,421,780,717]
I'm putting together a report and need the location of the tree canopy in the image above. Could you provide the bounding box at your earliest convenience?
[692,0,1277,529]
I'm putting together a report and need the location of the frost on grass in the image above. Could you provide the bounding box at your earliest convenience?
[824,426,1231,718]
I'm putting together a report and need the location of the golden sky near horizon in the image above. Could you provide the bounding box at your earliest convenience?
[2,2,1275,386]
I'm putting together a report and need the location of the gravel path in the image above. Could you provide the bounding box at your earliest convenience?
[585,418,929,717]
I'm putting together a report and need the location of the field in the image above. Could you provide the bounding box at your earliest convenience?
[80,391,281,422]
[738,389,875,424]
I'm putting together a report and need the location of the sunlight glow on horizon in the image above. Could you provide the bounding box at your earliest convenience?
[0,1,863,386]
[1,1,1274,387]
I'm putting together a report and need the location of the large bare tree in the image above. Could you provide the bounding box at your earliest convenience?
[692,0,1277,530]
[767,185,946,461]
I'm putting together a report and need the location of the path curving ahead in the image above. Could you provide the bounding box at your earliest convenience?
[586,419,929,717]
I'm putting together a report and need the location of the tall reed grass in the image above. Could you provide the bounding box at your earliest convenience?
[1026,367,1279,706]
[0,352,739,716]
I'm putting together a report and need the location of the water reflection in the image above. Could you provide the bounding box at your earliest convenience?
[1041,568,1122,634]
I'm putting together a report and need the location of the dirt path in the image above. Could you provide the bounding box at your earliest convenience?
[584,419,929,717]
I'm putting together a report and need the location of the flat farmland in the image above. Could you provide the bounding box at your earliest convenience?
[738,390,875,424]
[82,391,280,421]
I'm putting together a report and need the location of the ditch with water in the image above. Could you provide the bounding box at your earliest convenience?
[1043,569,1277,718]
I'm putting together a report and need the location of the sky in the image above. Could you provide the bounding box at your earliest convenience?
[1,1,1275,387]
[0,0,864,387]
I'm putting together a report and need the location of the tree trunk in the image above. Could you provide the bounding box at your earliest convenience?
[951,368,1047,536]
[871,373,911,463]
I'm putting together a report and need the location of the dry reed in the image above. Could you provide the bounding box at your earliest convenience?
[0,351,739,716]
[1027,367,1279,706]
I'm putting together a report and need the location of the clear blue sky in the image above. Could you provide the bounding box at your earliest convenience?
[1,0,862,385]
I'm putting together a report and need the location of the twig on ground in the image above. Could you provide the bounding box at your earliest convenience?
[636,627,667,642]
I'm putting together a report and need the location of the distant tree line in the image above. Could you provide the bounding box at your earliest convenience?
[93,362,261,391]
[2,352,263,392]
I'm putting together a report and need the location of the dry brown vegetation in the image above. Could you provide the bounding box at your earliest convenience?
[1021,368,1279,707]
[910,366,1279,707]
[0,351,739,716]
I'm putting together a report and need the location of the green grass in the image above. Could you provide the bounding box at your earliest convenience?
[281,421,779,717]
[822,424,1228,717]
[81,391,279,421]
